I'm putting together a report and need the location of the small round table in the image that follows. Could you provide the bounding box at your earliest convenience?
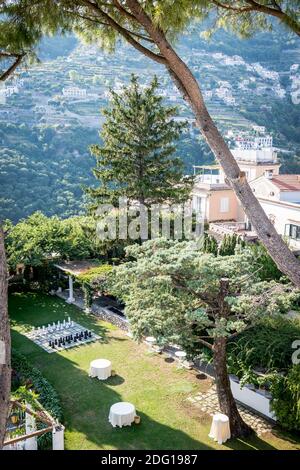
[175,350,187,362]
[89,359,112,380]
[109,402,136,428]
[145,336,156,351]
[209,413,231,445]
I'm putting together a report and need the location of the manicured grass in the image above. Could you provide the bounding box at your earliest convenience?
[9,292,300,450]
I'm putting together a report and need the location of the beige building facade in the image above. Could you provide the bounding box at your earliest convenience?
[191,143,300,252]
[192,146,280,223]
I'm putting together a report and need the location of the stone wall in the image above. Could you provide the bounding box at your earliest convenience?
[55,290,129,331]
[92,306,129,331]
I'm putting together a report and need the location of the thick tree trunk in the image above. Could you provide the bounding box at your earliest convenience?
[0,226,10,449]
[213,337,252,438]
[125,0,300,287]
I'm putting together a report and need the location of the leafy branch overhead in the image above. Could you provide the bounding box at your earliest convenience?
[0,1,299,82]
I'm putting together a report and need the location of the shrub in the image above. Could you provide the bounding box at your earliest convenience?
[11,350,62,448]
[227,316,300,373]
[202,233,218,256]
[270,365,300,432]
[219,234,245,256]
[12,349,62,420]
[247,243,283,281]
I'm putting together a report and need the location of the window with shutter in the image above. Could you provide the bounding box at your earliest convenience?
[220,197,229,213]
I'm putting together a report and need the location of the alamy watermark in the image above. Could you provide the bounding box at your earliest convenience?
[291,71,300,104]
[95,198,204,241]
[0,339,5,365]
[292,340,300,365]
[0,82,6,105]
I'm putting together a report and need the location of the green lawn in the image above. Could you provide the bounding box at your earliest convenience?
[9,292,300,450]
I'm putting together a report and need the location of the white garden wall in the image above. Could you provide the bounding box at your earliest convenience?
[229,375,276,421]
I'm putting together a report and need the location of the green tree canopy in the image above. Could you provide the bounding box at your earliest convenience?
[5,212,100,268]
[0,1,299,80]
[109,238,299,436]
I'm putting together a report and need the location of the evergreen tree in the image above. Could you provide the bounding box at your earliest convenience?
[87,75,193,209]
[203,233,218,256]
[219,233,243,256]
[109,239,299,437]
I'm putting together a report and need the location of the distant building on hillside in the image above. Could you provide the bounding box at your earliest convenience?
[62,87,87,99]
[233,134,273,151]
[252,125,266,134]
[3,85,19,97]
[224,96,236,106]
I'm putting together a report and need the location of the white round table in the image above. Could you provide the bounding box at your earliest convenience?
[89,359,112,380]
[209,413,231,444]
[175,351,187,363]
[145,336,156,351]
[109,402,136,428]
[146,336,156,343]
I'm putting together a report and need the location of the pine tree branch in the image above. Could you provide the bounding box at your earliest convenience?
[80,0,167,63]
[211,1,254,13]
[211,0,300,36]
[0,52,25,82]
[65,7,154,43]
[244,0,300,36]
[197,338,213,350]
[112,0,138,23]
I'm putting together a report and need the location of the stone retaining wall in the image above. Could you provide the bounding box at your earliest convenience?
[92,306,129,331]
[55,290,129,331]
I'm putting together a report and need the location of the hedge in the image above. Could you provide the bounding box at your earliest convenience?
[11,349,62,423]
[270,365,300,432]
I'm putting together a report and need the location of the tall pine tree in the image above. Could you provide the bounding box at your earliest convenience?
[88,75,193,209]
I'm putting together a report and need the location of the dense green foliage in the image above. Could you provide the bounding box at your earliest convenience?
[0,1,298,58]
[247,242,283,281]
[11,349,62,421]
[11,348,62,448]
[201,235,280,282]
[270,365,300,432]
[76,264,113,310]
[202,233,218,256]
[0,123,97,223]
[5,212,100,269]
[88,76,193,209]
[76,265,113,285]
[219,234,245,256]
[109,239,298,352]
[227,316,300,373]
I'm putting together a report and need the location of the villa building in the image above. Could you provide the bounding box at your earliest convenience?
[191,165,240,222]
[191,133,300,251]
[250,175,300,251]
[192,133,280,223]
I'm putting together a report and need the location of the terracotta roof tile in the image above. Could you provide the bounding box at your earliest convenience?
[271,175,300,191]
